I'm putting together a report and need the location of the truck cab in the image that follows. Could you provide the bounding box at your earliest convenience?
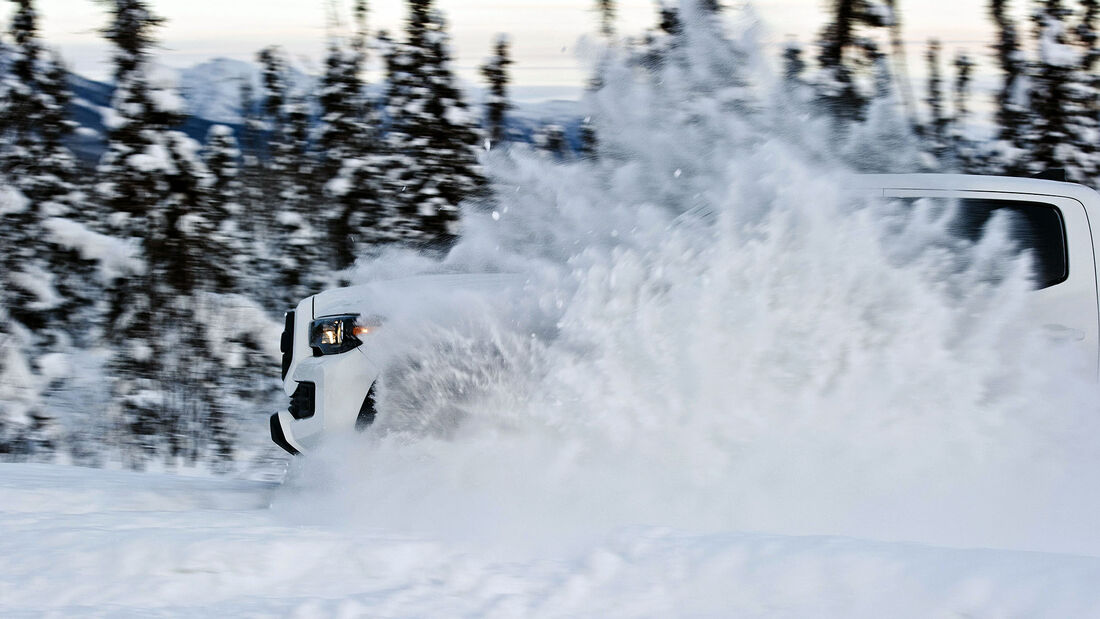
[858,174,1098,377]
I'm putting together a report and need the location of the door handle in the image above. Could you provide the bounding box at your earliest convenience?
[1042,324,1086,342]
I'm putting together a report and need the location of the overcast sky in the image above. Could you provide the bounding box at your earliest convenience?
[8,1,1025,101]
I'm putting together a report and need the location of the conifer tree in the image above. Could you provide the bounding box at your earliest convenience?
[98,0,178,465]
[318,0,386,269]
[596,0,616,38]
[98,0,235,467]
[1079,0,1100,70]
[1030,0,1082,178]
[480,34,513,147]
[580,0,621,160]
[783,41,807,83]
[0,0,77,204]
[202,124,247,292]
[383,1,485,247]
[318,0,372,181]
[0,1,66,320]
[1068,0,1100,180]
[0,1,82,331]
[658,2,682,36]
[0,181,56,461]
[256,47,326,302]
[878,0,919,130]
[988,0,1030,174]
[0,1,90,461]
[952,51,977,171]
[815,0,895,122]
[235,78,267,252]
[237,78,263,173]
[536,124,569,159]
[924,39,948,159]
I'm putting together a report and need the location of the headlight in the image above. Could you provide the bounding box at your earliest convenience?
[309,314,364,356]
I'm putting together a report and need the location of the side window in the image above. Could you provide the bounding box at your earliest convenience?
[897,197,1068,290]
[951,199,1067,290]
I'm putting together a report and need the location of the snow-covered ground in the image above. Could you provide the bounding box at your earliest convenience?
[4,462,1100,617]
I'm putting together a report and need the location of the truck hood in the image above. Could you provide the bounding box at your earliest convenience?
[309,273,527,322]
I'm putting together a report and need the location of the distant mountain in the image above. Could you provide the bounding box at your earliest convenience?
[66,73,113,164]
[178,57,315,125]
[65,70,239,166]
[62,59,583,165]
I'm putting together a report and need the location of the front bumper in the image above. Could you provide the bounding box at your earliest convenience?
[270,411,303,455]
[270,349,382,455]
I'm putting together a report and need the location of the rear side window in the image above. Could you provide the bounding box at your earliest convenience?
[898,198,1068,290]
[952,199,1067,289]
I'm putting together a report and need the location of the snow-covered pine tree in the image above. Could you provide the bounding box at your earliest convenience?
[419,6,486,242]
[881,0,919,131]
[237,79,264,190]
[318,0,372,182]
[0,273,16,456]
[0,180,58,461]
[536,124,569,159]
[97,0,237,468]
[159,130,244,467]
[0,0,77,204]
[924,39,948,160]
[204,126,242,218]
[235,78,268,274]
[783,40,808,83]
[0,1,93,461]
[0,0,60,327]
[379,22,423,241]
[596,0,616,38]
[202,125,247,293]
[578,0,625,160]
[480,34,512,147]
[97,0,174,466]
[952,51,977,171]
[987,0,1031,174]
[319,0,388,269]
[200,122,279,467]
[282,95,319,217]
[658,1,682,36]
[1029,0,1085,179]
[815,0,895,122]
[1068,0,1100,182]
[775,39,818,123]
[1079,0,1100,79]
[383,1,485,248]
[255,47,326,304]
[37,49,101,332]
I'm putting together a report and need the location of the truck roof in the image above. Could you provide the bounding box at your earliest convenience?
[856,173,1100,204]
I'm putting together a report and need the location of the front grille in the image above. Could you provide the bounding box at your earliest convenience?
[288,381,316,420]
[280,310,295,381]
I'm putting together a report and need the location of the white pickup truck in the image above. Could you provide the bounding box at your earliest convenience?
[270,173,1100,455]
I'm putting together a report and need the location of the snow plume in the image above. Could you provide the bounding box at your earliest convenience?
[278,3,1100,558]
